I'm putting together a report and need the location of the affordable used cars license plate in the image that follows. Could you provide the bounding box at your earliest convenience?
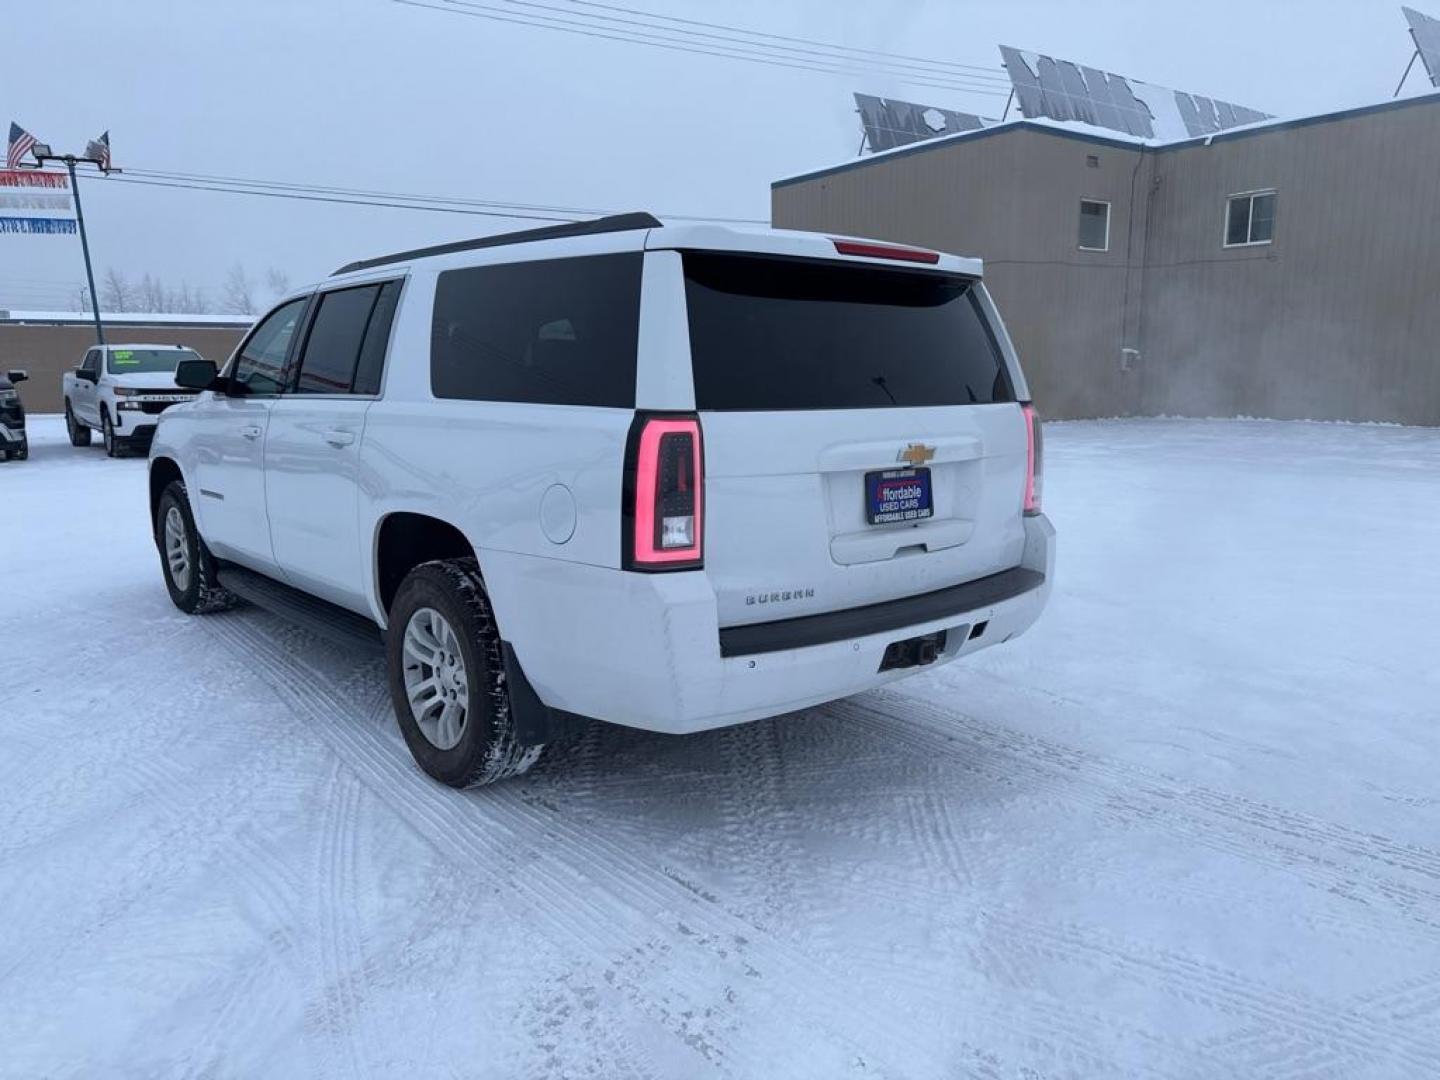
[865,467,933,525]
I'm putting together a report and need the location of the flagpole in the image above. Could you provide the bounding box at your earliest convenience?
[66,158,106,347]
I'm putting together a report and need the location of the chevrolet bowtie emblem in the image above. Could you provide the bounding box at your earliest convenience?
[898,443,936,466]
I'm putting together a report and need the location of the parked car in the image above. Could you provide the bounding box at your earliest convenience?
[63,344,205,457]
[0,369,29,461]
[148,214,1055,787]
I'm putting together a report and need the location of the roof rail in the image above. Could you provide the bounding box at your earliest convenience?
[331,212,663,276]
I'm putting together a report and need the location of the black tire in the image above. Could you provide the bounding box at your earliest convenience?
[65,401,92,447]
[102,409,119,458]
[155,480,238,615]
[14,439,25,461]
[386,558,543,788]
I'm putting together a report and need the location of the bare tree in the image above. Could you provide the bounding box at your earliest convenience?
[221,263,256,316]
[100,267,133,312]
[137,273,167,313]
[265,266,292,299]
[166,281,208,314]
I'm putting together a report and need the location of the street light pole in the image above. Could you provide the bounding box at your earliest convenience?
[64,158,105,346]
[26,145,115,348]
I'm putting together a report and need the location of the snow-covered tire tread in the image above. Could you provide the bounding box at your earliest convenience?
[387,558,542,788]
[65,401,91,447]
[157,480,238,615]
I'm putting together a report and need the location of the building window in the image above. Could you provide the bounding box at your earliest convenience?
[1225,190,1277,247]
[1078,199,1110,252]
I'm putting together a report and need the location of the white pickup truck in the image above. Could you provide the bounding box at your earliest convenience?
[150,215,1054,788]
[63,343,204,457]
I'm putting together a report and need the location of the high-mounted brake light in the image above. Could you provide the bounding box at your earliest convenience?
[624,414,704,571]
[1022,403,1043,515]
[831,239,940,265]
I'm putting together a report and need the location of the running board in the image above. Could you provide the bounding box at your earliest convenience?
[216,562,385,657]
[215,561,575,747]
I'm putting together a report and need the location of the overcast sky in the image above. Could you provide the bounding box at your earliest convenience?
[3,0,1430,312]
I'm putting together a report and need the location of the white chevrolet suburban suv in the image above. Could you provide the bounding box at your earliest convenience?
[149,213,1054,787]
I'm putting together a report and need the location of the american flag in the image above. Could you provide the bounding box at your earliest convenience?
[85,131,111,172]
[7,122,37,169]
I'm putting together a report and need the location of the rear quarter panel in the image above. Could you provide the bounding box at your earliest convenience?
[355,249,642,624]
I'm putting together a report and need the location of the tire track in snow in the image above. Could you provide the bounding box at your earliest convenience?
[0,724,300,1001]
[504,718,1211,1079]
[188,616,1428,1080]
[208,613,1232,1080]
[206,621,1086,1078]
[1202,969,1440,1077]
[306,765,375,1080]
[0,619,218,856]
[0,625,329,1013]
[822,696,1440,1074]
[172,821,311,1080]
[979,910,1440,1076]
[207,618,890,1077]
[833,692,1440,941]
[925,672,1440,883]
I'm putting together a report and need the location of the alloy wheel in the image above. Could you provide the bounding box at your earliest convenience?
[164,505,191,593]
[402,606,470,750]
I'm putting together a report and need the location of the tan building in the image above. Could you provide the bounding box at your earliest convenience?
[0,312,249,413]
[772,93,1440,426]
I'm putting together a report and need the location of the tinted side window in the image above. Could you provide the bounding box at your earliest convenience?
[80,350,99,375]
[295,285,379,394]
[431,253,641,408]
[233,299,307,396]
[353,280,400,396]
[683,253,1013,411]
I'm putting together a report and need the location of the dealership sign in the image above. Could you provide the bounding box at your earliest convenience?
[2,122,76,235]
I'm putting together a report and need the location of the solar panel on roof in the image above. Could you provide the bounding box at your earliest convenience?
[1403,7,1440,87]
[998,45,1271,141]
[853,93,985,153]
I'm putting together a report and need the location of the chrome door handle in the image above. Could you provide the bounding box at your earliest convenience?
[240,425,263,440]
[323,429,355,447]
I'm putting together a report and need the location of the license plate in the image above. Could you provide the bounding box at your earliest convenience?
[865,467,933,525]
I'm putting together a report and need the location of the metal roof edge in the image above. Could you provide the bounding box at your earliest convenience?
[774,91,1440,188]
[772,122,1146,190]
[1153,89,1440,152]
[0,312,253,327]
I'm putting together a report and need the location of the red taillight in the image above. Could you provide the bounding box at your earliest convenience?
[1022,403,1043,515]
[830,239,940,264]
[625,414,703,570]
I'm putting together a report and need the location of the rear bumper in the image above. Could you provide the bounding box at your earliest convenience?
[482,513,1055,735]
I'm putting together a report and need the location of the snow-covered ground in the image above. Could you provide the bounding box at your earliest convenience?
[2,414,1438,1079]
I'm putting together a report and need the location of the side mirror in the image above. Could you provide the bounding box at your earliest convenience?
[78,369,97,383]
[174,357,221,391]
[6,370,27,384]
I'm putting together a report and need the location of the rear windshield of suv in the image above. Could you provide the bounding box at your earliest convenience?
[682,253,1014,411]
[107,348,199,375]
[431,253,641,408]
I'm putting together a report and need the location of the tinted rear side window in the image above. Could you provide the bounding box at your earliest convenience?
[683,253,1013,411]
[295,284,379,394]
[431,253,642,407]
[353,280,401,395]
